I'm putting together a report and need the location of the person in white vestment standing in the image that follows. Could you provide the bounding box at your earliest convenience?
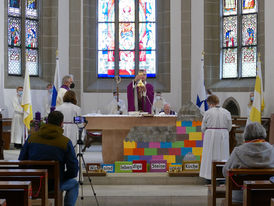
[199,95,232,182]
[43,83,53,117]
[152,92,166,115]
[56,90,81,147]
[108,91,127,115]
[56,75,74,107]
[11,86,24,149]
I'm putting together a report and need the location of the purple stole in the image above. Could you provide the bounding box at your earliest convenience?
[61,85,70,90]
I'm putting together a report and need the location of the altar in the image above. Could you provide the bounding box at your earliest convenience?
[84,115,177,163]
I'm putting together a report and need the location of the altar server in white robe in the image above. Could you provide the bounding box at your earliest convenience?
[11,86,24,148]
[199,95,232,181]
[108,91,127,115]
[56,90,81,147]
[43,83,53,117]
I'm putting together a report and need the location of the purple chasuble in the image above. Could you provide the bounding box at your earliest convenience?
[127,81,154,114]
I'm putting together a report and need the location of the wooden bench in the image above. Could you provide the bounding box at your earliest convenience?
[208,161,226,206]
[225,168,274,206]
[271,198,274,206]
[243,180,274,206]
[0,181,32,206]
[0,169,48,206]
[0,160,62,206]
[0,199,6,206]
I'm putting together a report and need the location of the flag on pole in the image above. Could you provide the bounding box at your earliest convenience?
[51,51,61,108]
[21,68,33,130]
[248,55,264,124]
[196,52,208,113]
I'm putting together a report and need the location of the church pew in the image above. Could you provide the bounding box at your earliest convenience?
[0,199,6,206]
[208,161,226,206]
[0,181,32,206]
[0,169,48,206]
[225,168,274,206]
[243,180,274,206]
[0,160,62,206]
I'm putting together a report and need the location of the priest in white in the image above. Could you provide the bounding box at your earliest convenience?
[10,86,24,148]
[199,95,232,181]
[108,91,127,115]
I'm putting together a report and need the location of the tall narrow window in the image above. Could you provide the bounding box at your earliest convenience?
[97,0,156,78]
[8,0,39,76]
[221,0,257,78]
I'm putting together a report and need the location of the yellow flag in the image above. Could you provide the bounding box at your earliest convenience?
[248,59,264,124]
[22,68,33,129]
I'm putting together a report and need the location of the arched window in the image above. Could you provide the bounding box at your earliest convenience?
[221,0,257,78]
[8,0,39,76]
[97,0,156,78]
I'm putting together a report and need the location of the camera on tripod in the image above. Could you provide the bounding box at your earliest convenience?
[73,116,86,124]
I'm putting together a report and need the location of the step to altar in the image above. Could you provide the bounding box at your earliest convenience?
[75,185,213,206]
[83,172,204,185]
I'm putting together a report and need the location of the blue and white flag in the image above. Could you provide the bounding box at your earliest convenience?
[196,52,208,113]
[51,53,61,108]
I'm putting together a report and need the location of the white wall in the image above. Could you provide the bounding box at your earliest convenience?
[81,0,182,115]
[264,0,274,117]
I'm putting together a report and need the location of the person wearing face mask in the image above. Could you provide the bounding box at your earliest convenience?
[108,91,127,115]
[152,92,166,115]
[246,92,254,117]
[56,75,75,107]
[43,83,53,116]
[199,95,232,184]
[11,86,24,149]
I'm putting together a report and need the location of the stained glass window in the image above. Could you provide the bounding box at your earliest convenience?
[26,0,38,19]
[8,0,21,16]
[8,47,21,75]
[8,0,39,76]
[97,0,157,78]
[25,20,38,48]
[242,14,257,46]
[242,0,257,14]
[8,17,21,47]
[26,49,38,75]
[221,0,257,78]
[223,0,237,16]
[223,16,237,47]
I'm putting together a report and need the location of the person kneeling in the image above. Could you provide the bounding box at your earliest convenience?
[19,111,79,206]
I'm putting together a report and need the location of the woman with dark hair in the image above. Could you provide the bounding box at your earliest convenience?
[56,90,81,146]
[199,95,232,183]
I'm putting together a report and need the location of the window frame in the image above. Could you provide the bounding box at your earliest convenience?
[96,0,157,79]
[220,0,258,79]
[7,0,40,77]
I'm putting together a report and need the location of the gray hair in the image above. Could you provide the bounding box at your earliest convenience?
[243,122,266,141]
[62,75,72,85]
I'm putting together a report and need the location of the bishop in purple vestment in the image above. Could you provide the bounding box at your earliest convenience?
[127,70,154,114]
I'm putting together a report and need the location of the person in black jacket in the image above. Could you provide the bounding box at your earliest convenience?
[19,111,79,206]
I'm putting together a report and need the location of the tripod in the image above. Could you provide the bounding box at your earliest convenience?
[75,124,99,206]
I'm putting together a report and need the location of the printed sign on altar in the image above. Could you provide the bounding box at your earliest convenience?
[182,160,200,171]
[132,160,147,173]
[150,160,167,172]
[101,164,115,173]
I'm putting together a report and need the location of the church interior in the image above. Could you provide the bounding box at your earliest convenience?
[1,0,274,205]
